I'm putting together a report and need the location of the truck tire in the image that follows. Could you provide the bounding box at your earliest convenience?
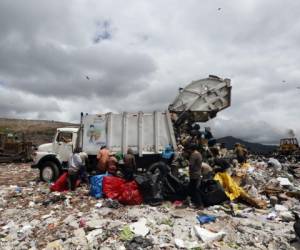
[40,161,60,182]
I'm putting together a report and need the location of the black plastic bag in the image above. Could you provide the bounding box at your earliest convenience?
[200,179,229,207]
[213,158,231,173]
[162,173,188,201]
[135,172,164,203]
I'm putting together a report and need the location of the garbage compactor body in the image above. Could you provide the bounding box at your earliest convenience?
[32,75,232,182]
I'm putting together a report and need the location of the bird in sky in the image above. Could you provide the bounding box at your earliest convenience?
[296,87,300,89]
[86,76,90,80]
[282,80,286,83]
[218,7,221,11]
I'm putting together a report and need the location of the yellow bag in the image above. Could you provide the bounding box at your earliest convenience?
[214,172,267,209]
[214,172,246,201]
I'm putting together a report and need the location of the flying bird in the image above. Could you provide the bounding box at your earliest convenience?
[218,7,222,11]
[85,76,90,80]
[296,87,300,89]
[282,80,286,83]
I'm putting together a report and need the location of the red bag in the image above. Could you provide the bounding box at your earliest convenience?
[119,181,143,205]
[50,172,69,192]
[102,177,143,205]
[102,176,125,199]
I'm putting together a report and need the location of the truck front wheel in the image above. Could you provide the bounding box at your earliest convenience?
[40,161,60,182]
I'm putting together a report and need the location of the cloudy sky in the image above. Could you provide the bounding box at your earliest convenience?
[0,0,299,144]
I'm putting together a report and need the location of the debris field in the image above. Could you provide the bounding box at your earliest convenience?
[1,159,300,250]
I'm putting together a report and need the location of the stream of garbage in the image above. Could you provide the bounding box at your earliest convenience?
[1,157,300,250]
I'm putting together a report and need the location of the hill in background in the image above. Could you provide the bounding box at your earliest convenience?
[0,118,78,146]
[217,136,277,154]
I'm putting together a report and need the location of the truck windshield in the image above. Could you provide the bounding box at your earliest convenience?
[57,132,73,143]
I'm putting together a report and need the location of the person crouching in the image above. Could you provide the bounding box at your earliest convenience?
[68,148,84,191]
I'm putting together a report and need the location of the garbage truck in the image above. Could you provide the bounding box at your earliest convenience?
[32,75,232,182]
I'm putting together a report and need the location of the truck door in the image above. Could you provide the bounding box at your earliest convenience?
[54,131,74,162]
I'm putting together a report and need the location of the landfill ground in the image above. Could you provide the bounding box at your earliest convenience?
[1,162,300,250]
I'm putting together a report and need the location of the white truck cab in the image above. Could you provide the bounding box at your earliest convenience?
[32,127,79,182]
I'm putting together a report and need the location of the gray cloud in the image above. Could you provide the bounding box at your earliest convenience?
[0,86,60,117]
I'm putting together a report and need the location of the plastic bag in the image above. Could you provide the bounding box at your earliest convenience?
[196,214,216,224]
[162,173,188,201]
[103,177,143,205]
[89,174,108,198]
[200,179,229,206]
[214,171,267,209]
[50,172,69,192]
[119,181,143,205]
[194,225,226,243]
[103,176,125,199]
[135,172,164,203]
[214,172,245,201]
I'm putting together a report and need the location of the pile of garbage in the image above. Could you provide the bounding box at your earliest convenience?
[1,159,300,250]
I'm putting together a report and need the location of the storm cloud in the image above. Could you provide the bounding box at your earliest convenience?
[0,0,299,144]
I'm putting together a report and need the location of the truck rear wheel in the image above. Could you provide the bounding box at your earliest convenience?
[40,161,60,182]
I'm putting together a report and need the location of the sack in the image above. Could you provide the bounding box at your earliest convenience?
[89,174,108,199]
[162,173,188,201]
[214,172,244,200]
[148,162,170,176]
[103,176,142,205]
[200,179,229,206]
[103,176,125,199]
[118,181,143,205]
[50,172,69,192]
[135,173,164,203]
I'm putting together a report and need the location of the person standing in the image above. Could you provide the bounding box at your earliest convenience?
[97,145,110,174]
[123,148,136,180]
[187,144,204,208]
[234,143,248,164]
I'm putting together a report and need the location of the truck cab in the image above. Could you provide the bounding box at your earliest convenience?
[31,127,79,182]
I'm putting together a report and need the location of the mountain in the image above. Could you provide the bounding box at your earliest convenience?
[217,136,277,154]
